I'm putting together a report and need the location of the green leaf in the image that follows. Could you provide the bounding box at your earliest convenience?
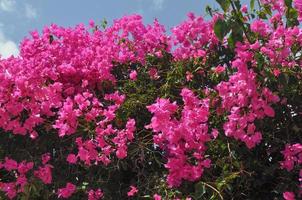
[234,1,242,10]
[214,19,229,41]
[257,10,268,19]
[289,8,298,19]
[206,5,213,17]
[250,0,255,10]
[263,5,272,16]
[101,18,108,29]
[216,0,231,12]
[195,182,206,198]
[227,34,235,49]
[227,23,243,49]
[285,0,293,8]
[286,7,299,27]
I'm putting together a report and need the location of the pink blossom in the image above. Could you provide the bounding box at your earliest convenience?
[0,158,34,199]
[17,161,33,174]
[3,158,18,171]
[129,70,138,80]
[127,185,138,197]
[241,5,248,13]
[41,153,51,165]
[116,147,127,159]
[251,19,270,37]
[172,13,218,60]
[273,69,281,77]
[0,10,302,199]
[34,165,53,184]
[57,183,76,199]
[153,194,162,200]
[280,143,302,197]
[294,0,302,21]
[89,19,95,28]
[283,192,295,200]
[16,175,27,189]
[213,65,225,74]
[0,182,17,199]
[88,189,103,200]
[186,71,193,81]
[147,88,211,186]
[67,154,77,164]
[261,0,285,13]
[148,68,160,80]
[211,129,219,140]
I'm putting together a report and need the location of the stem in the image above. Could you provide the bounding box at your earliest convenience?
[200,181,224,200]
[257,0,261,9]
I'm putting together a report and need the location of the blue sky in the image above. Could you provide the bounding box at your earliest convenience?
[0,0,226,58]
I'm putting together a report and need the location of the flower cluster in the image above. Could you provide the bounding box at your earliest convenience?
[281,143,302,199]
[261,0,285,13]
[0,158,33,199]
[0,154,55,199]
[0,1,301,198]
[294,0,302,21]
[57,183,77,199]
[34,153,53,184]
[88,189,103,200]
[171,12,218,60]
[147,88,211,187]
[217,58,279,148]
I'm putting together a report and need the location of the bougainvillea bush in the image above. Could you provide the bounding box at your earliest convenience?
[0,0,302,199]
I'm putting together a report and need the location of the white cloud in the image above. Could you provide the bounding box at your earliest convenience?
[0,30,19,58]
[0,0,15,12]
[152,0,164,10]
[25,4,37,19]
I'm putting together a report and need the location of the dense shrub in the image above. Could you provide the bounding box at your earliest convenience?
[0,0,302,199]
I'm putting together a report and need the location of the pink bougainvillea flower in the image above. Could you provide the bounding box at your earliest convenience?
[294,0,302,21]
[0,158,34,199]
[153,194,162,200]
[0,182,17,199]
[88,189,103,200]
[186,71,193,81]
[148,67,160,80]
[241,5,248,13]
[273,69,281,77]
[0,6,302,199]
[66,154,77,164]
[283,191,295,200]
[3,158,18,171]
[127,185,138,197]
[129,70,138,80]
[147,88,211,186]
[57,183,76,199]
[213,65,225,74]
[34,165,53,184]
[17,161,33,174]
[89,19,95,28]
[251,19,270,37]
[41,153,51,165]
[211,129,219,139]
